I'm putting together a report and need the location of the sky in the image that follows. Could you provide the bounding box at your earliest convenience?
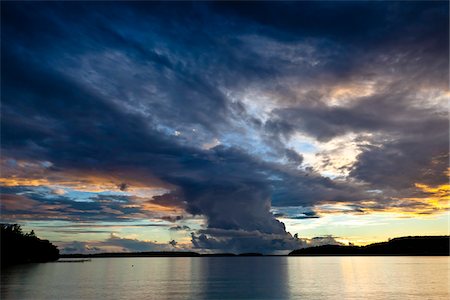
[1,1,449,254]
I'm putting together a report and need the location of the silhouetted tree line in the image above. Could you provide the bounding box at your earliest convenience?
[62,251,201,258]
[289,236,450,256]
[61,252,265,258]
[1,224,59,266]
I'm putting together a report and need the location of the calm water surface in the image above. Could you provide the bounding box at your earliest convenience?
[1,256,448,299]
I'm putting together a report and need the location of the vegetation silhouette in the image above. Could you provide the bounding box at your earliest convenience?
[60,252,267,258]
[1,224,59,266]
[61,251,201,258]
[289,236,450,256]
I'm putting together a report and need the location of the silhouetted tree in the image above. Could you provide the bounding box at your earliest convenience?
[289,236,450,256]
[1,224,59,267]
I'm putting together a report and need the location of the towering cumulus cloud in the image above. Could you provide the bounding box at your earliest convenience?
[1,2,448,253]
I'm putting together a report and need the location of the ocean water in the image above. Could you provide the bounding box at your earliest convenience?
[1,256,448,300]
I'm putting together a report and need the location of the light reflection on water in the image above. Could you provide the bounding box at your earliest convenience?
[1,257,448,299]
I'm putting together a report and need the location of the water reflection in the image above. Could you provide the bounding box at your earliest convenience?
[288,257,450,300]
[1,263,41,299]
[1,257,449,300]
[195,257,290,299]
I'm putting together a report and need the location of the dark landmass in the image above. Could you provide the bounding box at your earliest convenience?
[60,251,202,258]
[60,252,266,258]
[57,259,91,263]
[195,253,262,257]
[289,236,450,256]
[1,224,59,266]
[239,252,264,256]
[200,253,236,257]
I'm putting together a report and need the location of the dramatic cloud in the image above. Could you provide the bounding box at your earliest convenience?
[1,2,448,252]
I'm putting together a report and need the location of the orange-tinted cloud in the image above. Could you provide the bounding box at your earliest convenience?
[0,158,171,193]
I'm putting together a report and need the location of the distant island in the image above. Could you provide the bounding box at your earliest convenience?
[60,252,264,258]
[1,224,60,266]
[289,236,450,256]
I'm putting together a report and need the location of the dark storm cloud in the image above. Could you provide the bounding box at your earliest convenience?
[191,229,305,254]
[284,148,303,165]
[215,2,448,54]
[210,2,393,42]
[1,39,363,248]
[0,35,354,250]
[270,96,437,142]
[1,2,448,252]
[350,137,448,191]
